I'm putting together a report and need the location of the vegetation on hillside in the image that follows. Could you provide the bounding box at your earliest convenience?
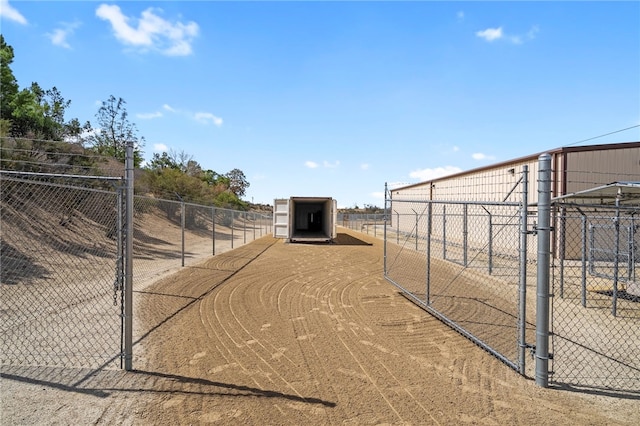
[0,34,251,211]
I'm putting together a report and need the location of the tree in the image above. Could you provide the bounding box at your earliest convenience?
[40,86,70,139]
[8,85,41,137]
[1,36,84,140]
[147,151,180,171]
[0,35,19,123]
[88,95,145,166]
[12,83,73,140]
[64,117,93,144]
[225,168,249,197]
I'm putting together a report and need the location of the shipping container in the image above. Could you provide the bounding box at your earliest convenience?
[273,197,337,242]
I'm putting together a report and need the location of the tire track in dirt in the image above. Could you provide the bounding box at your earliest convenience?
[6,228,638,425]
[130,230,638,425]
[268,237,431,424]
[332,272,443,425]
[324,244,444,424]
[194,240,332,424]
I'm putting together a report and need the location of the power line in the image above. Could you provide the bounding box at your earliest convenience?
[565,124,640,147]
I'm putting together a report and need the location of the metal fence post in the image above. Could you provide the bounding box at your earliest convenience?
[124,141,134,371]
[212,207,216,256]
[374,214,377,238]
[488,214,493,274]
[463,203,468,267]
[384,183,388,275]
[630,217,636,282]
[535,153,552,387]
[443,205,447,259]
[559,210,566,298]
[612,192,621,317]
[581,214,587,307]
[481,206,493,274]
[628,224,634,283]
[117,183,124,369]
[518,165,528,375]
[426,202,432,305]
[181,201,185,267]
[231,211,235,249]
[411,209,418,251]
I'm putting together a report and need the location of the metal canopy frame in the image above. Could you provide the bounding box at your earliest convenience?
[551,181,640,207]
[551,181,640,317]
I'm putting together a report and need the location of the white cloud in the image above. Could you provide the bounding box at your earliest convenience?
[409,165,462,181]
[194,112,223,127]
[360,163,370,170]
[371,191,385,200]
[305,161,319,169]
[457,11,464,21]
[471,152,496,161]
[323,160,340,169]
[137,111,163,119]
[148,103,223,126]
[154,143,168,151]
[95,4,199,56]
[476,27,503,42]
[477,25,539,45]
[0,0,27,25]
[452,146,460,152]
[47,22,81,49]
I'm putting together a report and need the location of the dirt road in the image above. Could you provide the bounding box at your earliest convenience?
[1,229,638,424]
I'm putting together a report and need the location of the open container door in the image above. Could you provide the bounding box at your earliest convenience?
[331,198,338,239]
[273,198,290,239]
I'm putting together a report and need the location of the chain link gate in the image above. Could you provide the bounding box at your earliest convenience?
[383,166,536,377]
[1,171,126,369]
[382,158,639,391]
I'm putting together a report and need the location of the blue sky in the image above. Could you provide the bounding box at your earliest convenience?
[2,1,639,208]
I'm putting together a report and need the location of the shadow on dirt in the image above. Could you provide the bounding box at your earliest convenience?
[0,367,337,407]
[132,370,337,407]
[333,233,373,246]
[0,240,49,285]
[293,233,373,246]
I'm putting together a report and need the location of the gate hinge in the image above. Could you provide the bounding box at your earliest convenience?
[526,344,554,360]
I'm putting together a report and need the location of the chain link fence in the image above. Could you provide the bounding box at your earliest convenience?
[550,203,639,390]
[1,168,272,369]
[382,160,640,391]
[1,171,125,368]
[130,196,272,287]
[337,213,385,238]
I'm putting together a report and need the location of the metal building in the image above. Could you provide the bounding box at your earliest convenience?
[391,141,640,204]
[389,141,640,259]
